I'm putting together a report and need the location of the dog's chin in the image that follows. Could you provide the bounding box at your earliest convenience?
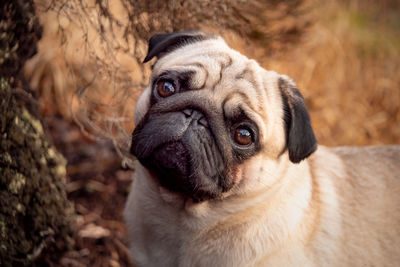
[139,141,222,202]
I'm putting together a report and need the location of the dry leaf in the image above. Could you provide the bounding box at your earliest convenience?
[79,223,111,239]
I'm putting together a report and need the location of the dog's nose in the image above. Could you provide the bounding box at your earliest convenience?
[182,109,209,128]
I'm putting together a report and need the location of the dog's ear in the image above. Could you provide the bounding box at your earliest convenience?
[143,30,210,63]
[279,76,317,163]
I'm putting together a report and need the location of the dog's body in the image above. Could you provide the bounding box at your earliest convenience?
[124,31,400,266]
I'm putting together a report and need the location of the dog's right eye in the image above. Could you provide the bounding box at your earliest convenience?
[155,80,176,98]
[233,127,253,146]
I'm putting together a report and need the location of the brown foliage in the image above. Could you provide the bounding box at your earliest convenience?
[260,1,400,145]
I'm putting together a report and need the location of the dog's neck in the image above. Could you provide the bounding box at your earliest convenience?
[139,153,316,230]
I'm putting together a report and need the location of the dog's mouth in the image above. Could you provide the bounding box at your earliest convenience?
[144,141,191,194]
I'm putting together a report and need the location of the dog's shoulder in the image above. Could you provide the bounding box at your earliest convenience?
[310,145,400,175]
[330,145,400,177]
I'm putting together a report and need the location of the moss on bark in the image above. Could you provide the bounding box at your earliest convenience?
[0,1,75,266]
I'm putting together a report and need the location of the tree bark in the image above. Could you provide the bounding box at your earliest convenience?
[0,1,75,265]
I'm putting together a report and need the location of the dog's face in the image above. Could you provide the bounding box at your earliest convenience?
[130,31,317,202]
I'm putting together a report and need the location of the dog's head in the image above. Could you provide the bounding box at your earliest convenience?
[130,31,317,202]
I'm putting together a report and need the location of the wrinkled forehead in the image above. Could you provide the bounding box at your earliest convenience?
[151,39,270,118]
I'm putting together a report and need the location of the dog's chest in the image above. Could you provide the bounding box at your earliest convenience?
[136,205,305,267]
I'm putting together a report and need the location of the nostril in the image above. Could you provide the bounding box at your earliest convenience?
[181,109,209,127]
[182,109,193,117]
[198,117,209,128]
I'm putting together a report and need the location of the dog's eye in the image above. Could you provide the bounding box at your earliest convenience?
[234,127,253,146]
[156,80,175,98]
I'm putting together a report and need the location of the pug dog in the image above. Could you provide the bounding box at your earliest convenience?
[124,31,400,267]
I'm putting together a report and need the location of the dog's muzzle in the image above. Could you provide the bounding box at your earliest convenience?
[130,109,226,201]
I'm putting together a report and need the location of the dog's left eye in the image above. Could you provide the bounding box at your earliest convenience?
[155,80,176,98]
[234,127,253,146]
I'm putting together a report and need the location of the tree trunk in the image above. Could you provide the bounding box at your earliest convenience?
[0,1,75,265]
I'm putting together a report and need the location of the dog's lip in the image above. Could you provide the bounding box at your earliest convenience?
[143,140,190,174]
[141,140,196,193]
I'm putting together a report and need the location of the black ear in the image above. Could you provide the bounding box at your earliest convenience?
[279,76,317,163]
[143,30,211,63]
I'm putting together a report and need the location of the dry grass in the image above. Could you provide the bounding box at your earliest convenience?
[259,0,400,146]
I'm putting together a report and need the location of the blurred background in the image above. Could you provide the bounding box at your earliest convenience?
[17,0,400,265]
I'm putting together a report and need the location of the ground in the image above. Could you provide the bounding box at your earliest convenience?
[45,116,134,266]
